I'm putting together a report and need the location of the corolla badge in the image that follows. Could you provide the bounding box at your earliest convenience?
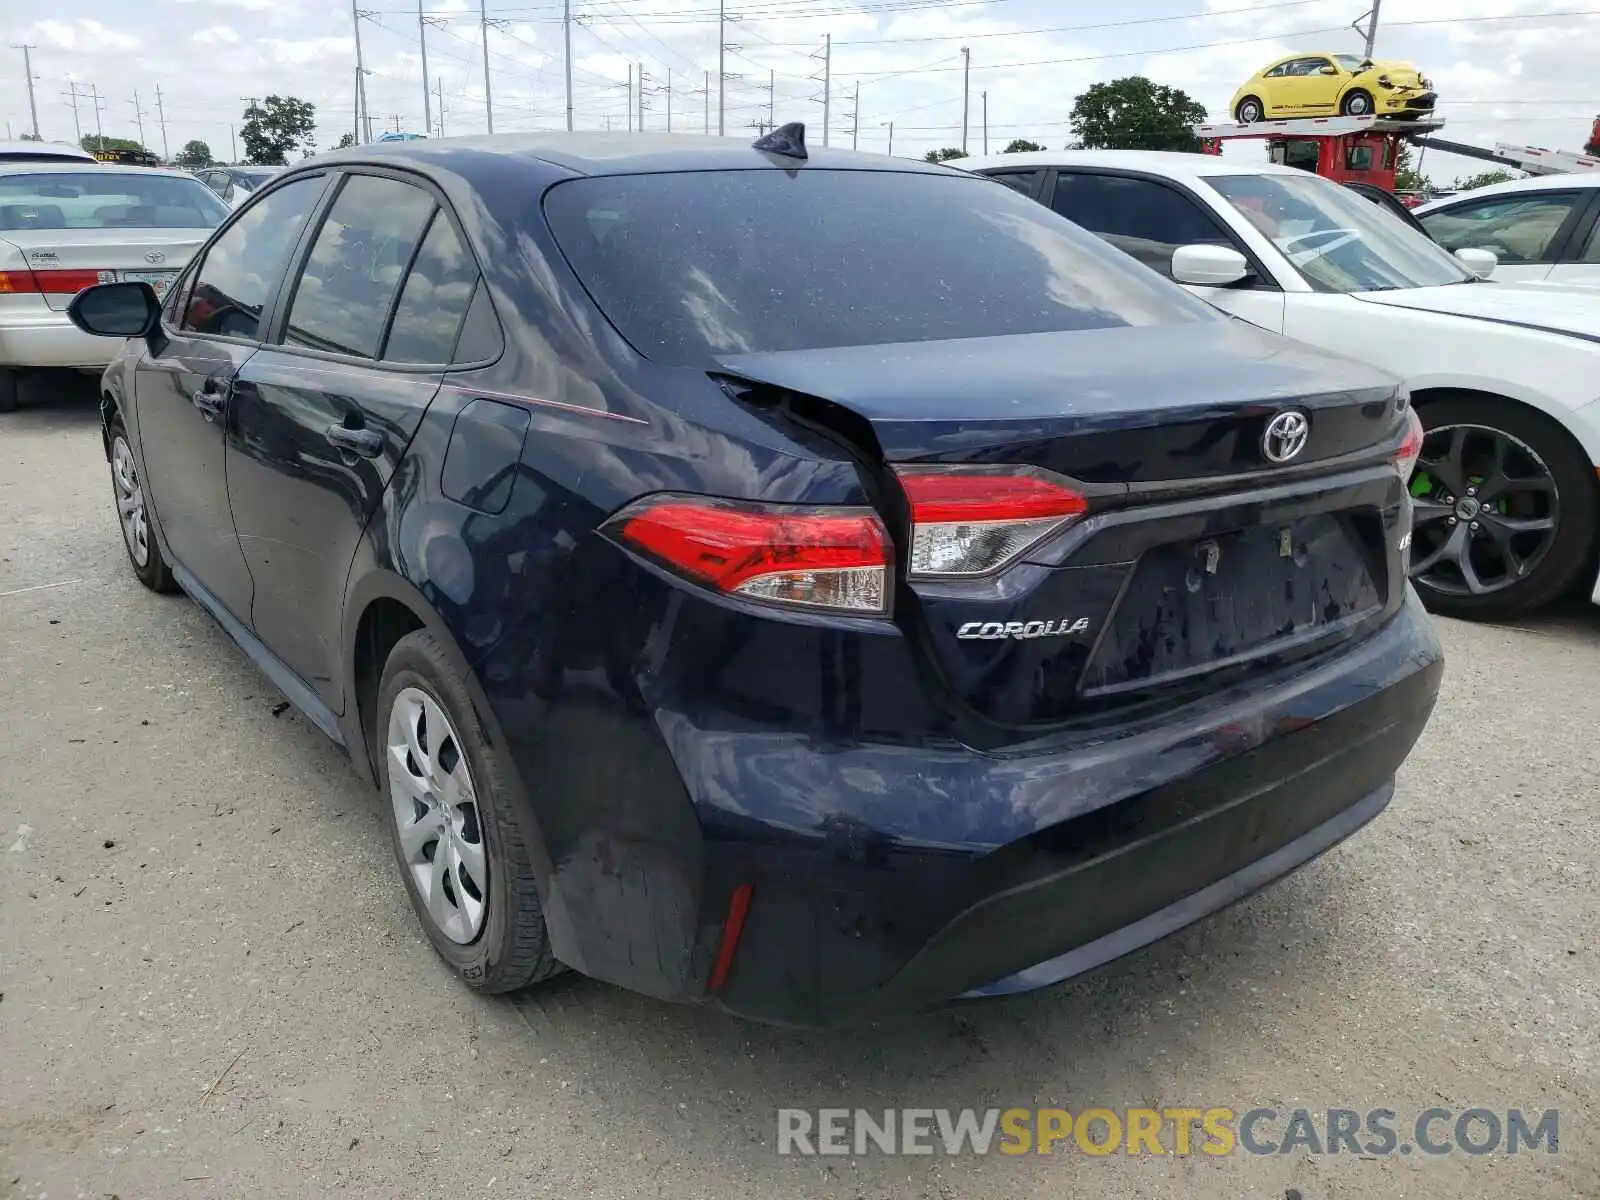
[957,617,1090,641]
[1261,410,1310,464]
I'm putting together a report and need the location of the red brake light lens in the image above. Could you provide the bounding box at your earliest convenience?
[0,269,115,295]
[612,495,892,614]
[896,467,1088,578]
[1397,407,1424,480]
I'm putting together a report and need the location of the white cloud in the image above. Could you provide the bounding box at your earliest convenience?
[29,19,140,52]
[193,25,242,46]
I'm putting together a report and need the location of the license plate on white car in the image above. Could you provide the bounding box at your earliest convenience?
[119,269,178,296]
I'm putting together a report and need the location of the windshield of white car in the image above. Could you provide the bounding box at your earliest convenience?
[0,171,230,229]
[1210,173,1475,293]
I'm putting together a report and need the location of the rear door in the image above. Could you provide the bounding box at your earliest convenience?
[133,173,328,621]
[227,169,488,710]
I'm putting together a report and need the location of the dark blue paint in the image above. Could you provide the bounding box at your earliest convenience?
[85,134,1442,1025]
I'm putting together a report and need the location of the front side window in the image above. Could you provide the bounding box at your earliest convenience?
[282,174,436,359]
[1051,173,1233,277]
[985,170,1043,198]
[181,175,324,339]
[1420,193,1582,264]
[0,171,229,231]
[542,169,1215,367]
[1580,215,1600,263]
[1210,172,1474,292]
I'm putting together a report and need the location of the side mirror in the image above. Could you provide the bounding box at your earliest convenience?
[1455,247,1498,279]
[66,281,162,338]
[1171,243,1252,287]
[1319,64,1339,75]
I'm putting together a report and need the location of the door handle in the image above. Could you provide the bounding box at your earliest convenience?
[325,424,384,458]
[191,387,226,417]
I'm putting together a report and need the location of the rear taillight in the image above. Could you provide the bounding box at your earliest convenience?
[896,466,1088,579]
[1396,407,1424,479]
[609,495,892,614]
[0,269,114,295]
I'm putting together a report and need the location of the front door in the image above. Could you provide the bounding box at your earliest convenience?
[227,171,484,709]
[133,173,329,620]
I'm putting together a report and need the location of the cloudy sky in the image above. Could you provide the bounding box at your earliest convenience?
[3,0,1597,185]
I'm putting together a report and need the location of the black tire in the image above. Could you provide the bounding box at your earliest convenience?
[376,629,563,993]
[0,368,18,413]
[107,417,178,593]
[1235,96,1264,123]
[1341,89,1373,116]
[1410,394,1598,621]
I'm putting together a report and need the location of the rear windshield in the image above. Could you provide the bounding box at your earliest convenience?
[0,172,230,231]
[542,169,1215,366]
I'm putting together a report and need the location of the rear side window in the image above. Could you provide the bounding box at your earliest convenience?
[282,174,435,359]
[1581,215,1600,263]
[181,175,323,339]
[383,212,483,364]
[984,170,1043,198]
[1051,173,1232,277]
[542,169,1211,367]
[0,171,228,231]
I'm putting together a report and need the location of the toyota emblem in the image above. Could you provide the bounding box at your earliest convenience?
[1261,410,1309,464]
[144,251,166,265]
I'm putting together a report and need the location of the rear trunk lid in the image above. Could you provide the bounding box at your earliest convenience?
[717,321,1408,735]
[0,228,207,310]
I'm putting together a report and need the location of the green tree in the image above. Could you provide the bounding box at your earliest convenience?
[1394,145,1428,192]
[1450,169,1516,191]
[922,147,968,163]
[80,134,147,155]
[1070,77,1206,152]
[1003,138,1043,153]
[19,131,41,142]
[241,96,317,165]
[333,131,357,149]
[174,139,214,169]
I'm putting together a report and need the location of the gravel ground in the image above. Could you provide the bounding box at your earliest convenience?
[3,380,1598,1200]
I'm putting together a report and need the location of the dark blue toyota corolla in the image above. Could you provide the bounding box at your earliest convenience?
[66,128,1442,1025]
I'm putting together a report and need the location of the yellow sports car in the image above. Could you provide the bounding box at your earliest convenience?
[1230,53,1435,123]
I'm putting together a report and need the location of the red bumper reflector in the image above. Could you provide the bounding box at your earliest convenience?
[707,883,754,993]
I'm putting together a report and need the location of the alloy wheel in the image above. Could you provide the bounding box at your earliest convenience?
[112,436,150,567]
[1409,423,1560,598]
[386,686,489,944]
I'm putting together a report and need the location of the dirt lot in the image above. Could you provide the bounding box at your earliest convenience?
[3,381,1598,1200]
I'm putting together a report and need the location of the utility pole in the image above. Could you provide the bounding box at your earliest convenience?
[131,88,147,149]
[12,45,39,139]
[563,0,573,131]
[63,81,83,144]
[960,46,970,154]
[352,0,368,142]
[759,68,773,133]
[155,84,170,160]
[850,80,859,150]
[480,0,495,134]
[90,83,105,141]
[627,63,633,132]
[1356,0,1382,57]
[821,34,831,146]
[229,124,237,162]
[638,63,645,131]
[418,0,433,136]
[703,69,710,134]
[717,0,725,135]
[665,69,671,132]
[437,75,446,136]
[883,120,893,156]
[981,89,987,155]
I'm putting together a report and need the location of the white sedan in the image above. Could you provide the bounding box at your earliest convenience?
[1416,172,1600,288]
[960,150,1600,621]
[0,162,230,411]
